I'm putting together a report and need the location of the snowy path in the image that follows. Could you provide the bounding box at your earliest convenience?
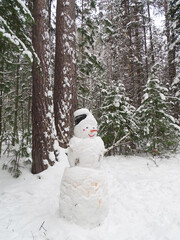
[0,153,180,240]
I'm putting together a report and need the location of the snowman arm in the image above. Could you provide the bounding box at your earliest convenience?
[104,132,130,154]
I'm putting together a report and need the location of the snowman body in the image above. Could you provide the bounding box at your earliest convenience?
[59,109,108,228]
[68,136,104,168]
[59,167,108,228]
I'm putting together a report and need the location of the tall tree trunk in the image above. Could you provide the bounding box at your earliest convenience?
[32,0,57,174]
[143,15,149,81]
[0,56,4,156]
[134,3,143,106]
[125,0,135,101]
[54,0,78,148]
[12,57,20,146]
[147,0,155,66]
[164,0,176,84]
[109,2,113,85]
[27,89,31,145]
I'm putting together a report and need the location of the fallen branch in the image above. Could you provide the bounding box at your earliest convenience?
[149,157,159,167]
[39,221,46,231]
[104,132,130,154]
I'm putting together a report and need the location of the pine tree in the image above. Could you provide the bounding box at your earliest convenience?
[136,64,180,154]
[99,81,136,154]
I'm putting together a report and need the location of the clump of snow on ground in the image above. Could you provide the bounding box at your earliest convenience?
[0,150,180,240]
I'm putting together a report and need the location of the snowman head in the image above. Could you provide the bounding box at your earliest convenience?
[74,108,98,139]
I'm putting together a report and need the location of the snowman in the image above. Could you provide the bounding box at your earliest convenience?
[59,108,109,228]
[68,108,105,168]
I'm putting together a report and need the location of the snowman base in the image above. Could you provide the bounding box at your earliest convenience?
[59,167,109,228]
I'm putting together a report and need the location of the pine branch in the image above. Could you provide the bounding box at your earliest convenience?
[104,132,130,154]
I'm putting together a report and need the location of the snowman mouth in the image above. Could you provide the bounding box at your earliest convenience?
[88,134,95,138]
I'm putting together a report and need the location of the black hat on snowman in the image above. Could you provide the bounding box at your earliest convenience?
[74,108,97,126]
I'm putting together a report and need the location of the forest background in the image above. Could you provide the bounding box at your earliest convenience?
[0,0,179,177]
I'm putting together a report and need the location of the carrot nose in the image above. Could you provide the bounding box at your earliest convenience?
[90,129,98,133]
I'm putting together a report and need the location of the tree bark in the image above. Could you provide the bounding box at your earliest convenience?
[32,0,57,174]
[12,57,20,146]
[143,15,148,81]
[125,0,135,103]
[164,0,176,84]
[0,54,4,156]
[134,3,143,106]
[54,0,78,148]
[147,0,155,66]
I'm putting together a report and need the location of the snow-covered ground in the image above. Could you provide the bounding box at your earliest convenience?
[0,150,180,240]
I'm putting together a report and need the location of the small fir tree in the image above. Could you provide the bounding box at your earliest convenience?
[99,81,137,154]
[136,64,180,154]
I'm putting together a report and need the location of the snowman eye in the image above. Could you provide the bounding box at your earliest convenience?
[86,127,88,129]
